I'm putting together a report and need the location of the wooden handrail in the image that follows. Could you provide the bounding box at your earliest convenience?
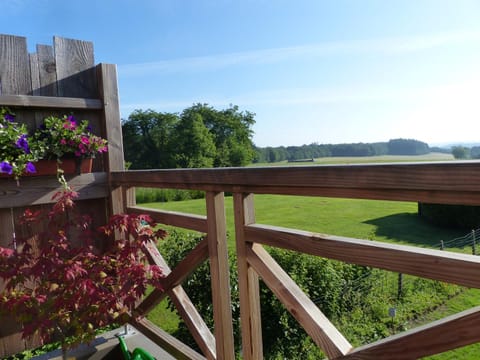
[112,162,480,359]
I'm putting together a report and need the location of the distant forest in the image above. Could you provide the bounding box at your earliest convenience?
[254,138,447,163]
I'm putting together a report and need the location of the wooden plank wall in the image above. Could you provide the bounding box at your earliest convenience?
[0,33,122,356]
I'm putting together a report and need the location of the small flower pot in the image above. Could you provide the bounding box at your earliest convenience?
[30,158,93,176]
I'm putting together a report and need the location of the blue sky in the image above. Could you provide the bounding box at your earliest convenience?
[3,0,480,147]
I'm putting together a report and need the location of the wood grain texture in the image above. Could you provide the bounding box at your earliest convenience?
[0,34,31,95]
[36,44,57,96]
[340,306,480,359]
[54,36,96,98]
[127,206,208,232]
[0,172,108,208]
[132,318,207,360]
[29,53,40,96]
[233,193,263,360]
[205,192,235,360]
[248,243,352,358]
[246,223,480,288]
[0,94,102,109]
[97,64,124,171]
[111,161,480,205]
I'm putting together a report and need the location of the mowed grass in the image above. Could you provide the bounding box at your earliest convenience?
[249,152,454,167]
[141,195,466,250]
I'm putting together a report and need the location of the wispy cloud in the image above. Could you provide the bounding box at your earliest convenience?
[118,30,480,76]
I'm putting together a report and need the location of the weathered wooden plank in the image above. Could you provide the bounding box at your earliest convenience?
[233,193,263,360]
[54,36,97,98]
[340,306,480,359]
[127,206,208,233]
[0,94,102,109]
[246,223,480,288]
[248,243,352,359]
[0,172,108,208]
[205,192,235,360]
[132,318,207,360]
[29,53,40,96]
[0,34,31,95]
[97,64,123,171]
[110,162,480,205]
[36,44,57,96]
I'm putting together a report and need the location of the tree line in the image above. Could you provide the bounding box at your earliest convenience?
[255,138,430,163]
[122,104,256,169]
[122,104,436,168]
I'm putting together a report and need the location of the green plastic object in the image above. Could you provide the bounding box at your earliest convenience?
[118,336,156,360]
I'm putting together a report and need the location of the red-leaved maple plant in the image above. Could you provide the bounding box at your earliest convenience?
[0,186,166,352]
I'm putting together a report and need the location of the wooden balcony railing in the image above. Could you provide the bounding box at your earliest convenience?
[111,161,480,360]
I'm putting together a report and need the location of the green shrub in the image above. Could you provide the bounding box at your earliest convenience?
[136,188,204,204]
[418,203,480,229]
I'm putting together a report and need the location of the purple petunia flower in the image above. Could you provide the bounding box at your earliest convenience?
[15,134,30,154]
[25,162,36,174]
[0,161,13,175]
[4,113,15,122]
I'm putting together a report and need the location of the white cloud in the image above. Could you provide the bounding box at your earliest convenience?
[118,30,480,76]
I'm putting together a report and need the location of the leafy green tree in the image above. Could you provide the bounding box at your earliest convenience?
[181,104,256,167]
[122,109,178,169]
[451,146,469,159]
[172,112,216,168]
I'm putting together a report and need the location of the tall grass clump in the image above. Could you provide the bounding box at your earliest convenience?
[135,188,204,204]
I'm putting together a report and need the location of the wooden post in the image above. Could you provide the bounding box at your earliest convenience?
[397,273,403,300]
[233,193,263,360]
[440,240,444,250]
[96,63,127,215]
[472,230,476,255]
[205,191,235,359]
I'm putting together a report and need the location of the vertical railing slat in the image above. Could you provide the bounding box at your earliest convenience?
[233,193,263,360]
[205,191,235,359]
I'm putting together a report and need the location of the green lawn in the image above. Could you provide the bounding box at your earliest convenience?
[142,195,466,250]
[249,152,454,167]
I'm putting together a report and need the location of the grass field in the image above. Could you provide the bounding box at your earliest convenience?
[248,152,454,167]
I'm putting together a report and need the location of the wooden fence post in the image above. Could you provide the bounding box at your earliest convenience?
[472,230,476,255]
[233,193,263,360]
[206,191,235,359]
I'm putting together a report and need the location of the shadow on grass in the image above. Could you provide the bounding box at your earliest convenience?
[364,213,467,249]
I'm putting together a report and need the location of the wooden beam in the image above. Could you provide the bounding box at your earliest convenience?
[132,318,207,360]
[248,243,352,358]
[168,286,217,360]
[205,192,235,359]
[0,172,108,208]
[127,206,208,233]
[110,162,480,205]
[233,193,263,360]
[246,223,480,288]
[139,240,216,358]
[341,306,480,359]
[138,239,209,315]
[0,94,102,109]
